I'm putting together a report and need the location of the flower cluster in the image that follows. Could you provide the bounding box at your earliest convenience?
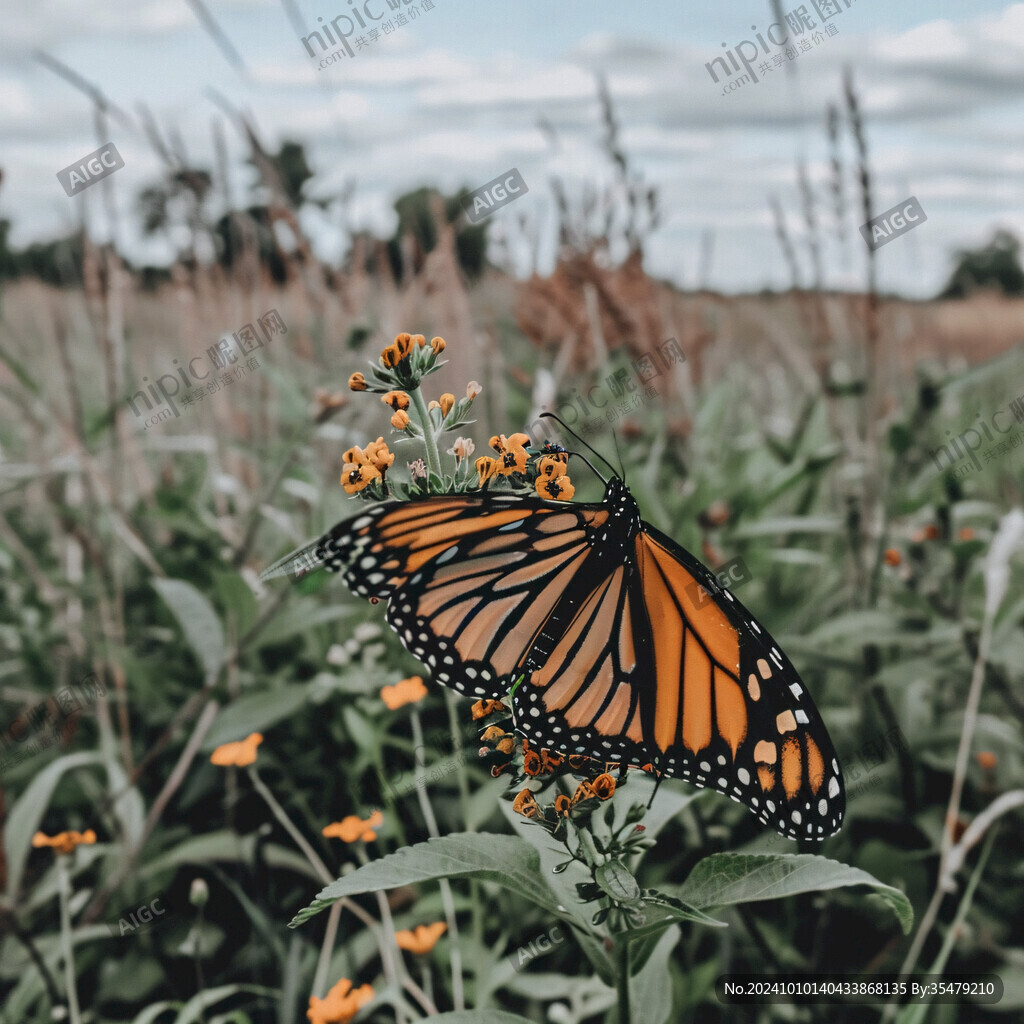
[32,829,97,855]
[334,332,576,503]
[341,438,396,497]
[307,977,374,1024]
[323,810,383,843]
[348,332,446,394]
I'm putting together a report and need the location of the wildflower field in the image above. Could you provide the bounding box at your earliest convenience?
[3,3,1024,1023]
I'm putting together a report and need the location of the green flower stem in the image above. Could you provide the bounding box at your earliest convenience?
[411,708,465,1011]
[248,766,333,884]
[409,387,443,481]
[247,766,432,1015]
[577,826,605,867]
[615,938,632,1024]
[57,857,81,1024]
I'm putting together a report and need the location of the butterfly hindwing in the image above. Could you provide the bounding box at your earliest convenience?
[637,524,845,839]
[510,492,844,839]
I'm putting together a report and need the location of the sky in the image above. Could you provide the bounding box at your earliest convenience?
[1,0,1023,296]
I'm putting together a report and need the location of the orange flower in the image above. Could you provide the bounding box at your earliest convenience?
[323,810,383,843]
[538,450,568,471]
[470,698,504,720]
[536,474,575,501]
[391,410,410,430]
[430,336,446,354]
[512,788,541,819]
[476,456,499,486]
[523,748,543,776]
[363,438,395,475]
[924,525,940,540]
[348,372,368,392]
[541,749,564,772]
[496,445,529,477]
[571,780,598,805]
[381,390,410,411]
[490,433,531,453]
[438,393,455,417]
[210,732,263,767]
[591,773,616,800]
[884,548,901,566]
[553,795,572,818]
[341,462,381,495]
[959,527,975,541]
[381,333,414,368]
[380,676,428,709]
[977,751,997,770]
[395,922,447,954]
[32,829,96,855]
[307,977,374,1024]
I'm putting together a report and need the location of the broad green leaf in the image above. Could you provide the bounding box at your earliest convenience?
[152,578,226,679]
[250,602,358,648]
[212,570,260,638]
[629,925,680,1024]
[290,833,567,928]
[131,1001,181,1024]
[201,686,311,750]
[677,853,913,933]
[5,751,104,898]
[595,860,641,904]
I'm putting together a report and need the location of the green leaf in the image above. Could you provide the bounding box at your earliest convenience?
[213,570,260,637]
[677,853,913,934]
[250,602,357,648]
[629,925,680,1024]
[290,833,568,928]
[595,859,641,904]
[201,686,311,751]
[5,751,104,898]
[152,578,226,679]
[171,984,277,1024]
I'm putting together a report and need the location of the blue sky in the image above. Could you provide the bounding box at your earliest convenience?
[2,0,1023,295]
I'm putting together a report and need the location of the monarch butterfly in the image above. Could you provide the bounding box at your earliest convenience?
[262,439,845,840]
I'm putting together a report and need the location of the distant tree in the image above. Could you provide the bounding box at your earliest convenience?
[939,229,1024,299]
[383,186,489,282]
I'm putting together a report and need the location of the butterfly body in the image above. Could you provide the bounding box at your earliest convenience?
[264,478,845,839]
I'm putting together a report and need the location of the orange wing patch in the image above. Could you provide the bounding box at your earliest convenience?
[636,535,742,756]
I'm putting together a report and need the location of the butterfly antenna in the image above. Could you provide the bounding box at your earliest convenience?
[610,427,626,483]
[539,412,619,480]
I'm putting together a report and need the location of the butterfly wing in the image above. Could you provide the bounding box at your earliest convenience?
[511,519,845,839]
[304,493,612,701]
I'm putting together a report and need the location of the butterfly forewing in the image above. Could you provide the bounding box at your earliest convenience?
[316,494,611,701]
